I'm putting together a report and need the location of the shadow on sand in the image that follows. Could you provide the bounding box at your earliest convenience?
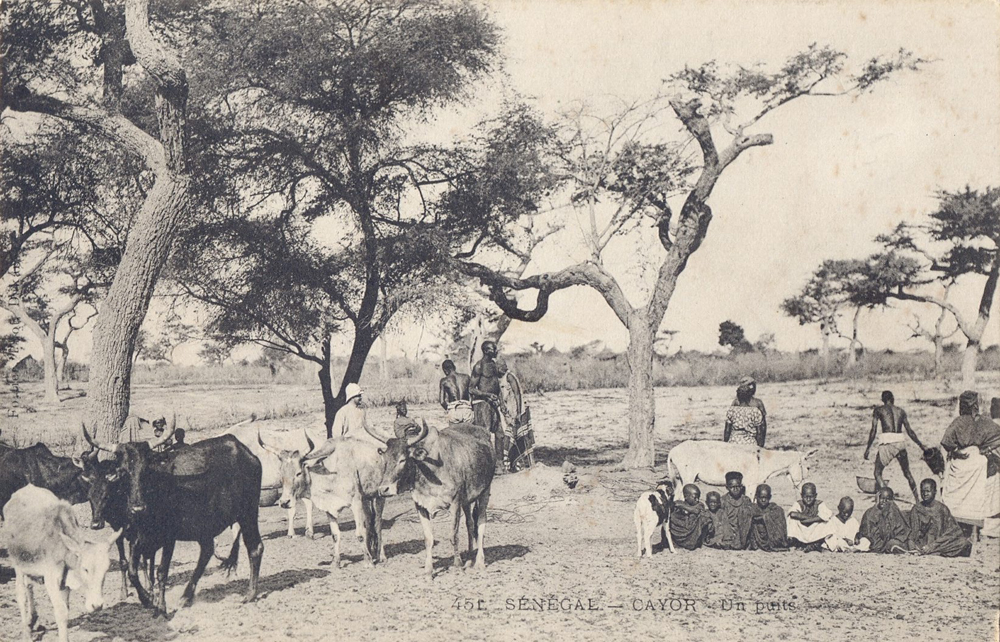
[197,567,328,604]
[534,445,621,468]
[73,602,175,642]
[383,540,530,576]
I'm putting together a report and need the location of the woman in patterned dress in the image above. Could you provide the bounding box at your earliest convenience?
[724,377,767,447]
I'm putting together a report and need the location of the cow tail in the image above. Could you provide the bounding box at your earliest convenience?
[354,469,379,562]
[364,496,379,561]
[215,526,242,574]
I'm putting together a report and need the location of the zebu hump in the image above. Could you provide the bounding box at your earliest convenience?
[2,486,77,566]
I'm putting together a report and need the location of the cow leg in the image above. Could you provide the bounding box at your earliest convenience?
[465,502,478,563]
[128,542,153,608]
[449,501,464,571]
[155,541,175,617]
[43,568,70,642]
[147,553,156,589]
[116,537,129,602]
[350,497,373,566]
[416,503,435,578]
[14,571,35,641]
[286,501,297,538]
[473,488,490,570]
[304,497,315,539]
[239,517,265,603]
[329,512,343,567]
[374,496,386,563]
[179,539,212,609]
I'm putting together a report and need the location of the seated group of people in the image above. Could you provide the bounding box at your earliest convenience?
[667,472,972,557]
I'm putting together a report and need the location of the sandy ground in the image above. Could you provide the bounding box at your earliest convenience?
[1,375,998,642]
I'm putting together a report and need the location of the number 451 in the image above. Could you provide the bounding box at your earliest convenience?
[453,597,487,611]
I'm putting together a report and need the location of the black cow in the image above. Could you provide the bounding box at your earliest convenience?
[83,426,264,616]
[0,442,90,518]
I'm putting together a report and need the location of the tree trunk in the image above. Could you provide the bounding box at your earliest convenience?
[318,336,336,435]
[933,335,945,378]
[846,307,861,367]
[41,330,59,403]
[820,321,832,370]
[2,303,60,404]
[56,344,68,389]
[326,328,376,439]
[619,311,656,469]
[960,339,980,391]
[88,175,192,443]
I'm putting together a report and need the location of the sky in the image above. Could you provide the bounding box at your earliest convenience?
[5,0,999,364]
[456,0,1000,355]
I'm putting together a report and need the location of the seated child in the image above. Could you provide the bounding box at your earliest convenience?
[823,497,869,552]
[669,484,714,550]
[704,491,725,549]
[748,484,788,552]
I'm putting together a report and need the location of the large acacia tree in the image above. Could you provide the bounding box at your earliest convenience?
[457,46,923,468]
[171,0,529,435]
[2,0,198,442]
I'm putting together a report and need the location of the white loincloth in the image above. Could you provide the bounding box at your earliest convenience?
[941,446,1000,522]
[446,400,474,424]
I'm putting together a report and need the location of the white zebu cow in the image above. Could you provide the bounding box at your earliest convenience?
[666,440,817,498]
[258,433,387,567]
[1,485,120,642]
[222,419,324,537]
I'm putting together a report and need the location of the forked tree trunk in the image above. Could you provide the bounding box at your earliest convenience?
[88,176,192,443]
[318,337,337,435]
[619,312,656,468]
[325,328,377,438]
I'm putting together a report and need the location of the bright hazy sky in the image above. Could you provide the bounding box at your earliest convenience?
[8,0,1000,365]
[466,0,1000,355]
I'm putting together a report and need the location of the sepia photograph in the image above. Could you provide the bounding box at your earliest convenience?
[1,0,998,640]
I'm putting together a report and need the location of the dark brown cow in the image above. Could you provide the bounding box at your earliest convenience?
[375,421,494,577]
[0,443,90,519]
[83,425,264,617]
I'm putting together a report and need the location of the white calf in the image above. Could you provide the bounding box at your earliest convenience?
[1,485,120,642]
[634,481,675,558]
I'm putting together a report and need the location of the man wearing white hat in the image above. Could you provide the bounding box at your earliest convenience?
[333,383,384,446]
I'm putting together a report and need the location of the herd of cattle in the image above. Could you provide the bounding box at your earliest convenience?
[0,417,496,642]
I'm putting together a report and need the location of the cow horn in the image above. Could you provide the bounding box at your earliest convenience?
[257,429,280,456]
[407,419,429,446]
[82,422,116,453]
[169,412,177,432]
[303,430,316,459]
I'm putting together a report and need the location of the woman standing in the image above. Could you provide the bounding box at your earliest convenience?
[724,376,767,447]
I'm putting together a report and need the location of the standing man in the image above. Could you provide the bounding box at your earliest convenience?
[439,359,473,424]
[865,390,927,502]
[333,383,387,446]
[471,340,509,473]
